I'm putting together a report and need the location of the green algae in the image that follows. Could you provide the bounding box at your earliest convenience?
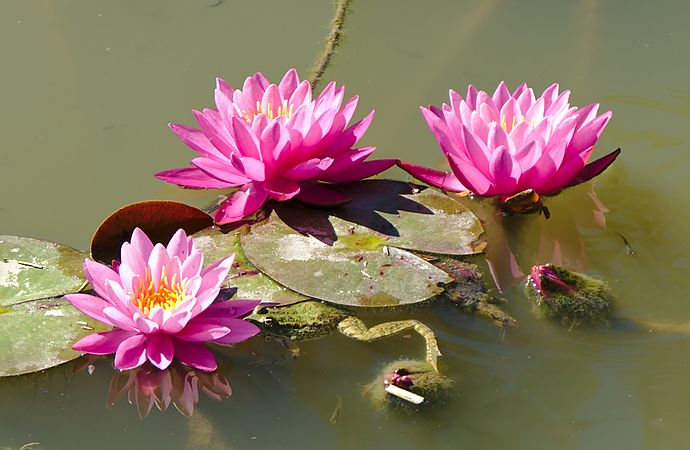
[364,359,454,413]
[525,264,613,329]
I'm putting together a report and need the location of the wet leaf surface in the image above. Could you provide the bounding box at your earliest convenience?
[0,235,86,307]
[327,180,485,255]
[240,212,452,307]
[192,227,307,305]
[0,296,109,377]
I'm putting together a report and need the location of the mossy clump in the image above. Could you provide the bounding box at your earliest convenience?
[525,264,613,328]
[363,359,454,412]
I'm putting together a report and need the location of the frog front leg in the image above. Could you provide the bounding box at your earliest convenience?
[336,318,441,371]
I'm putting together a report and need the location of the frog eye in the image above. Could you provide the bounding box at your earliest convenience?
[261,316,275,326]
[256,307,269,315]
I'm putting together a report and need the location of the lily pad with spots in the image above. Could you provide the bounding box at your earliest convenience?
[192,227,308,305]
[0,235,86,307]
[0,235,109,377]
[0,296,109,377]
[239,180,485,307]
[240,211,453,307]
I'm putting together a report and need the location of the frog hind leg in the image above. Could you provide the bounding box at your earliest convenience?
[336,317,441,371]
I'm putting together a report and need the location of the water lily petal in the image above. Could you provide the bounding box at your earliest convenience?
[65,293,114,326]
[103,306,138,331]
[145,333,174,370]
[73,329,137,355]
[168,123,228,161]
[567,148,621,188]
[180,250,204,280]
[213,183,269,225]
[263,177,301,201]
[172,339,218,372]
[197,299,262,319]
[211,319,260,344]
[114,334,149,370]
[191,157,251,185]
[489,146,520,194]
[175,322,232,342]
[166,229,191,261]
[193,110,236,159]
[230,117,261,160]
[396,160,467,192]
[283,157,333,181]
[229,152,266,181]
[318,158,395,183]
[82,259,120,302]
[130,227,154,261]
[155,167,235,189]
[278,68,299,98]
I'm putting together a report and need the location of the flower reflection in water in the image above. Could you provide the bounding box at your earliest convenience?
[107,362,231,418]
[459,185,610,291]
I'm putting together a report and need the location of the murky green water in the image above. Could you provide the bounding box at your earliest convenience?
[2,0,690,448]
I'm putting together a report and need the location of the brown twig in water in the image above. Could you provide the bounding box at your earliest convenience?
[309,0,353,90]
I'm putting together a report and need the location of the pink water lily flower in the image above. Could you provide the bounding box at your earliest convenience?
[66,228,261,372]
[156,68,396,224]
[398,82,620,200]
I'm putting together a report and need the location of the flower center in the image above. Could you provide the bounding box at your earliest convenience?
[242,100,294,123]
[133,268,186,315]
[500,115,536,133]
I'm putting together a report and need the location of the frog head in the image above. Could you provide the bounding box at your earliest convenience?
[246,301,350,340]
[499,189,545,215]
[525,264,613,328]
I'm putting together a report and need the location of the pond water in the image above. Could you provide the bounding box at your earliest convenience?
[2,0,690,448]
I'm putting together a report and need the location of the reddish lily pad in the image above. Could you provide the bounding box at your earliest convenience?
[0,235,86,307]
[192,227,307,305]
[240,212,452,307]
[91,200,213,263]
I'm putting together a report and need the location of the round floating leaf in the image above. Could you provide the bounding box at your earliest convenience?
[192,227,307,305]
[0,296,109,377]
[0,235,86,307]
[333,180,484,255]
[91,200,213,263]
[240,213,452,307]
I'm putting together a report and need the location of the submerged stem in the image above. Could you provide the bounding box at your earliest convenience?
[309,0,353,90]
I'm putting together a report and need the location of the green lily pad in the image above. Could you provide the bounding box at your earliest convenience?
[0,236,86,307]
[0,296,109,377]
[192,227,307,305]
[329,180,485,255]
[240,212,452,307]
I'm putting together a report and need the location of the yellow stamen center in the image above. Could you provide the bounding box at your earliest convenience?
[133,268,186,315]
[500,115,537,133]
[242,100,294,123]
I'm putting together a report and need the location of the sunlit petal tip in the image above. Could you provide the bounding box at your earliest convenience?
[564,147,621,190]
[397,160,467,192]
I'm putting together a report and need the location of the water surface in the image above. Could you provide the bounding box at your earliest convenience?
[2,1,690,449]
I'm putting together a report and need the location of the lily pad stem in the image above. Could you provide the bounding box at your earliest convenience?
[309,0,353,90]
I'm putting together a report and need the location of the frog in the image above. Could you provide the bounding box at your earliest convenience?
[246,300,441,371]
[499,188,550,218]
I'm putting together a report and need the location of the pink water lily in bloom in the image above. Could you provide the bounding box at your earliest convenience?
[155,68,396,224]
[398,82,620,200]
[66,228,261,372]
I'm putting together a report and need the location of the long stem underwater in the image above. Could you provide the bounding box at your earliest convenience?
[309,0,353,90]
